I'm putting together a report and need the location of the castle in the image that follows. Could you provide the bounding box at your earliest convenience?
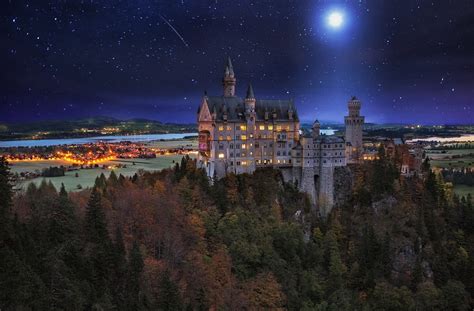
[197,58,364,214]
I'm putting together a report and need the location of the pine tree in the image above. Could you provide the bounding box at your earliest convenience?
[157,271,183,311]
[85,187,109,244]
[126,240,144,309]
[0,157,12,242]
[324,230,346,293]
[83,187,112,305]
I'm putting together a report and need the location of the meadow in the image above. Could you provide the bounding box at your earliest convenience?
[426,148,474,197]
[11,155,189,192]
[425,148,474,169]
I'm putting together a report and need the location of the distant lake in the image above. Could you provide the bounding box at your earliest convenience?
[407,134,474,143]
[0,133,198,148]
[320,129,336,136]
[1,129,336,148]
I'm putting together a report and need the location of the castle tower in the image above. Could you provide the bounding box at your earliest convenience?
[312,120,320,138]
[344,96,365,163]
[245,83,256,173]
[245,83,256,113]
[222,57,236,97]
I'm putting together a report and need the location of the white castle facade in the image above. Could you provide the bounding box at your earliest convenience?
[197,58,364,213]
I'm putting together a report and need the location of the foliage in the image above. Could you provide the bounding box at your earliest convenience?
[0,155,473,309]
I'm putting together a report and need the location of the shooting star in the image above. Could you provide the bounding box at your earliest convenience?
[159,14,189,48]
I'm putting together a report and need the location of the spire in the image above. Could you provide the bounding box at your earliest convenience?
[226,57,234,76]
[246,83,255,99]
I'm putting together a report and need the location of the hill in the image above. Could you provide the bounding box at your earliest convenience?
[0,117,196,140]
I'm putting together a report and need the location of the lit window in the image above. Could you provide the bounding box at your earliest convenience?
[227,126,232,131]
[227,136,231,141]
[241,135,247,141]
[259,125,265,130]
[241,124,247,131]
[218,125,224,131]
[242,161,247,166]
[218,153,225,159]
[276,125,282,131]
[242,144,247,149]
[268,125,273,131]
[218,136,223,141]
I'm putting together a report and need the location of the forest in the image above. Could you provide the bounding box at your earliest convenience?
[0,149,473,310]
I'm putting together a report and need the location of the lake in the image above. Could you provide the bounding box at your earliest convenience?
[0,133,198,147]
[1,129,336,147]
[407,134,474,143]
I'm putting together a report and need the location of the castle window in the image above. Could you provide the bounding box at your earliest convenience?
[218,136,223,141]
[241,135,247,141]
[268,125,273,131]
[277,151,281,156]
[240,124,247,131]
[230,144,234,148]
[255,142,259,148]
[236,153,241,157]
[259,125,265,130]
[218,125,224,131]
[230,161,234,165]
[242,144,246,149]
[219,144,224,150]
[241,161,247,166]
[237,161,241,166]
[218,153,225,159]
[227,136,231,141]
[236,125,241,130]
[227,126,232,131]
[230,152,234,157]
[276,125,282,131]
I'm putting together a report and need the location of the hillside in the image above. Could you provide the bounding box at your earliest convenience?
[0,117,196,140]
[0,155,472,309]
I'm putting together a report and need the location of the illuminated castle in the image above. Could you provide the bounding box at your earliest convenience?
[197,58,364,213]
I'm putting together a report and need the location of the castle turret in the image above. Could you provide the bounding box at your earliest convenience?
[312,120,320,138]
[245,83,256,113]
[222,57,236,97]
[344,96,365,163]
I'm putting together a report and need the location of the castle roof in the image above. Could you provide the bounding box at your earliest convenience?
[206,96,298,122]
[246,83,255,99]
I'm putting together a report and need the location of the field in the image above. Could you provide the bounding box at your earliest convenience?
[453,185,473,198]
[145,138,197,149]
[426,148,474,169]
[10,155,190,192]
[426,148,474,198]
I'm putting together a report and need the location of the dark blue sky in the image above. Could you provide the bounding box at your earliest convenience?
[1,0,473,124]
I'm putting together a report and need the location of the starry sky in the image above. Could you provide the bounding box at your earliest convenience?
[1,0,473,124]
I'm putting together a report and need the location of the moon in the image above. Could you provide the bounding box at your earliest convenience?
[327,11,344,29]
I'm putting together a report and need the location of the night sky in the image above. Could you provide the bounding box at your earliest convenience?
[1,1,473,124]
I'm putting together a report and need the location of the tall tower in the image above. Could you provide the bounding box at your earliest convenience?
[312,119,320,138]
[222,57,236,97]
[344,96,365,162]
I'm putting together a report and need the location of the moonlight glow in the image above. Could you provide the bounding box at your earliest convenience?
[327,11,344,28]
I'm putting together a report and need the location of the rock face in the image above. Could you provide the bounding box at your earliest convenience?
[333,166,353,208]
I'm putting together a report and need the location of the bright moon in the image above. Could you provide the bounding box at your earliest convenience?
[327,11,344,28]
